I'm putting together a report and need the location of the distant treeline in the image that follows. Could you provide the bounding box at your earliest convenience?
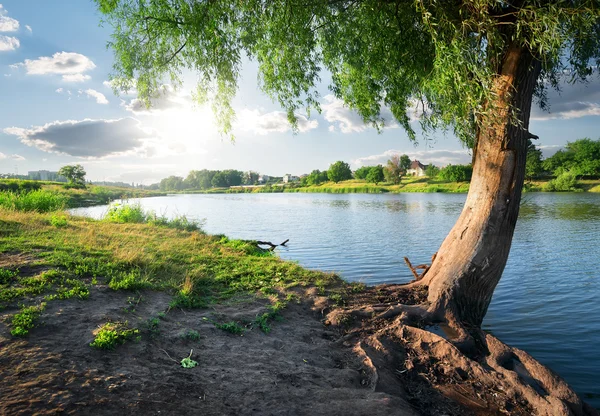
[154,138,599,192]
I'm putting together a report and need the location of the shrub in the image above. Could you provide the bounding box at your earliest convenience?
[105,203,147,223]
[438,164,473,182]
[544,171,578,192]
[50,214,68,227]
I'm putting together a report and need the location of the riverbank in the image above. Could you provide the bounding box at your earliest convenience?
[171,177,600,194]
[1,206,597,415]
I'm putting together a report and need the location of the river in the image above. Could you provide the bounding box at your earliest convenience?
[71,192,600,407]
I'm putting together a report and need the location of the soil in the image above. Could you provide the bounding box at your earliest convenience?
[1,270,598,415]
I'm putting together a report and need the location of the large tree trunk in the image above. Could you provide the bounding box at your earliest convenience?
[421,45,542,329]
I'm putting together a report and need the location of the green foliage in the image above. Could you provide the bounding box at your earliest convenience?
[104,203,204,232]
[384,155,410,185]
[49,214,68,228]
[183,329,201,341]
[543,138,600,178]
[365,165,385,185]
[544,170,578,192]
[300,169,329,186]
[0,268,18,284]
[211,170,243,188]
[215,321,245,335]
[10,303,46,337]
[526,142,544,180]
[438,164,473,182]
[0,190,67,212]
[90,322,140,349]
[327,161,353,183]
[353,166,371,180]
[0,180,42,193]
[425,164,440,178]
[58,165,86,186]
[181,350,198,368]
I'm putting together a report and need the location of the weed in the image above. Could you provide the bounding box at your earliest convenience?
[0,268,18,284]
[181,350,198,368]
[328,293,345,306]
[183,329,201,341]
[124,295,143,313]
[350,282,366,293]
[10,303,46,337]
[90,322,140,349]
[157,311,166,319]
[146,317,160,337]
[49,214,68,227]
[215,321,245,335]
[0,190,67,212]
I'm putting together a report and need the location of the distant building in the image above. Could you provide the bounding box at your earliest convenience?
[283,174,299,183]
[27,170,66,182]
[407,160,426,177]
[258,175,271,184]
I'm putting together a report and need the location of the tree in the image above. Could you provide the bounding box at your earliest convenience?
[425,164,440,178]
[159,175,184,191]
[353,166,372,180]
[327,161,352,183]
[243,171,260,185]
[438,164,473,182]
[525,141,544,180]
[365,165,384,185]
[58,165,86,186]
[543,138,600,178]
[301,169,329,186]
[384,154,409,185]
[97,0,600,348]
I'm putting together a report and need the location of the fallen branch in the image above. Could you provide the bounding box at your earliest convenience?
[255,239,290,251]
[404,253,437,281]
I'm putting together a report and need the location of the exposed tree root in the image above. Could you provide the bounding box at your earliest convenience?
[323,283,598,416]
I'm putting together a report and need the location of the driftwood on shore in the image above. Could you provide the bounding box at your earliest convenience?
[255,239,289,251]
[404,253,437,281]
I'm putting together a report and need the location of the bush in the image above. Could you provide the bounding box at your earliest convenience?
[105,203,204,231]
[438,164,473,182]
[50,214,68,227]
[0,180,42,193]
[90,322,140,349]
[544,171,578,192]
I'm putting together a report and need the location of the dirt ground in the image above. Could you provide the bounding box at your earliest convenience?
[1,282,598,415]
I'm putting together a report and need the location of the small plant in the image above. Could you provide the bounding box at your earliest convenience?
[0,268,18,284]
[49,214,68,227]
[181,349,198,368]
[146,317,161,338]
[124,294,143,313]
[183,329,201,341]
[328,293,345,306]
[157,311,166,319]
[10,303,46,337]
[215,321,245,335]
[90,322,140,349]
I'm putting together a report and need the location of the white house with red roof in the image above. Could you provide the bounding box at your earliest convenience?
[407,160,427,177]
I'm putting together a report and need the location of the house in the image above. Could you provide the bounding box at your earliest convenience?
[283,174,299,183]
[258,175,271,184]
[406,160,426,177]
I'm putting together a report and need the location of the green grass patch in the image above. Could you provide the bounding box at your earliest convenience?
[90,322,140,349]
[215,321,245,334]
[0,190,67,212]
[10,303,46,337]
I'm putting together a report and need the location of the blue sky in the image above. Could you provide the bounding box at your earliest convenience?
[0,1,599,184]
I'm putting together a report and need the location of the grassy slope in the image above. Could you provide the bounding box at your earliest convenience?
[0,208,342,335]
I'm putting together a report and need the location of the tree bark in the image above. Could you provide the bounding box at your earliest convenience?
[420,45,542,328]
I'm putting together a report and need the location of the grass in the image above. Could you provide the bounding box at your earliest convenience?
[90,321,140,349]
[0,189,67,212]
[215,321,245,334]
[0,207,340,338]
[105,203,204,232]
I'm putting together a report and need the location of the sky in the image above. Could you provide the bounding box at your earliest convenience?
[0,1,599,184]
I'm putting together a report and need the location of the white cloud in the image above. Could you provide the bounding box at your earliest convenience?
[62,74,91,83]
[15,52,95,82]
[352,149,471,168]
[0,152,25,161]
[237,109,318,135]
[321,95,400,133]
[0,34,19,51]
[55,88,63,93]
[0,4,19,32]
[25,24,31,33]
[4,118,159,158]
[81,89,108,105]
[123,85,190,114]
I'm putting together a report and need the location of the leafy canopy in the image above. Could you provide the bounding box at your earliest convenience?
[58,164,86,185]
[97,1,600,144]
[327,161,353,183]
